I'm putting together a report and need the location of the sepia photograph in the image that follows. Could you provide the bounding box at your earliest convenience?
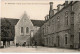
[0,0,80,53]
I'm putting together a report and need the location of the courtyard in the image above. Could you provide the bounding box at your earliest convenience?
[0,46,80,53]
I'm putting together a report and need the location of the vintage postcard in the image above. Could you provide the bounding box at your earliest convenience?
[0,0,80,53]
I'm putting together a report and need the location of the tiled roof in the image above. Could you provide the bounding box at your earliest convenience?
[1,18,45,27]
[31,20,44,27]
[1,18,19,26]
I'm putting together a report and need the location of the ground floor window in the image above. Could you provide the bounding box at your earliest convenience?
[70,35,74,43]
[65,37,67,44]
[57,36,59,46]
[52,37,54,45]
[46,38,48,45]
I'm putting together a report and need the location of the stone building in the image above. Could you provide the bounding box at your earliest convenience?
[39,1,80,49]
[14,12,43,45]
[0,12,44,47]
[0,19,1,46]
[73,1,80,48]
[15,12,34,45]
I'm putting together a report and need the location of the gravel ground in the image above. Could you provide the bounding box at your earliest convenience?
[0,46,80,53]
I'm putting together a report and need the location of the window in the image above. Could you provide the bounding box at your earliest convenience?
[65,11,68,15]
[26,27,29,33]
[49,21,50,26]
[65,34,67,44]
[79,32,80,44]
[66,16,68,25]
[21,27,23,33]
[57,36,59,46]
[45,38,46,45]
[52,19,54,30]
[52,20,54,25]
[52,37,54,45]
[47,27,48,34]
[43,28,44,35]
[49,37,50,44]
[57,16,60,28]
[46,38,48,44]
[45,25,46,34]
[65,11,68,25]
[70,35,74,43]
[72,6,73,11]
[65,37,67,44]
[57,16,60,22]
[78,13,80,23]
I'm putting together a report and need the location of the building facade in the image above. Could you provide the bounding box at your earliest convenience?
[0,13,44,47]
[38,1,80,49]
[0,31,1,47]
[0,19,1,46]
[15,12,34,45]
[73,2,80,48]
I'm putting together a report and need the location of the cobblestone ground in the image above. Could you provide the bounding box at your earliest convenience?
[0,46,80,53]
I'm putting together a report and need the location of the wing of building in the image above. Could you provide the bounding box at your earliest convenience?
[39,1,80,49]
[0,13,44,46]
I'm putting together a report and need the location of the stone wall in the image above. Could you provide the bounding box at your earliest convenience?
[40,2,74,48]
[15,13,34,45]
[73,2,80,48]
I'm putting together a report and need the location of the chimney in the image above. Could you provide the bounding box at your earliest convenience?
[49,2,53,18]
[57,4,64,11]
[49,2,53,11]
[65,1,68,6]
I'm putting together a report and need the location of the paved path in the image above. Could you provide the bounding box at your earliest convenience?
[0,46,80,53]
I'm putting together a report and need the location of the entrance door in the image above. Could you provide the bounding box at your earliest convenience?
[70,35,74,48]
[3,41,6,47]
[57,36,59,47]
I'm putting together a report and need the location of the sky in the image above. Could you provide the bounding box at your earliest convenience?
[1,0,65,20]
